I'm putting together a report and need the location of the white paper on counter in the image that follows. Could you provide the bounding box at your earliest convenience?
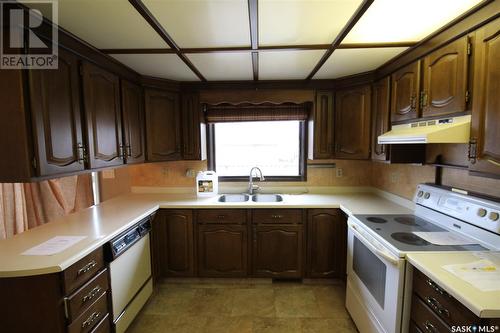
[443,259,500,292]
[412,231,478,246]
[21,236,87,256]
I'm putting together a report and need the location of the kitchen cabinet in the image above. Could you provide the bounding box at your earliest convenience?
[371,77,391,162]
[156,210,195,277]
[306,209,347,278]
[121,80,145,164]
[28,48,86,176]
[144,89,182,161]
[391,61,421,123]
[181,92,206,160]
[82,62,124,169]
[312,91,335,159]
[421,37,470,117]
[335,85,371,159]
[469,19,500,176]
[197,224,248,277]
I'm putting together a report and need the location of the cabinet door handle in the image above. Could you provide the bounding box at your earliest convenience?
[426,279,448,296]
[426,296,449,318]
[77,260,97,276]
[127,144,132,157]
[82,286,102,303]
[81,311,101,328]
[410,95,417,110]
[77,143,87,164]
[119,144,125,159]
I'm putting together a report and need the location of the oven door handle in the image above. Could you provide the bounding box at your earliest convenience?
[349,222,400,266]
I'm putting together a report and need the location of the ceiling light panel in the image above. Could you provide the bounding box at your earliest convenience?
[111,54,200,81]
[259,50,325,80]
[343,0,483,43]
[187,53,253,81]
[314,47,408,79]
[259,0,363,46]
[25,0,169,49]
[142,0,251,48]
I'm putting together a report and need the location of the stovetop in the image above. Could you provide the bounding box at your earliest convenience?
[353,214,488,253]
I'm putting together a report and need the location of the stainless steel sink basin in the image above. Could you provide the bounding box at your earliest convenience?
[218,194,250,202]
[251,194,283,202]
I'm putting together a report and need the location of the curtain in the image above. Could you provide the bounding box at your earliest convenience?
[0,174,93,239]
[204,102,312,123]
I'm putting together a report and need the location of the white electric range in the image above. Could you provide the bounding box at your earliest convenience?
[346,184,500,333]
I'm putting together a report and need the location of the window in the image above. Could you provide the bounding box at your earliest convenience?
[208,120,306,181]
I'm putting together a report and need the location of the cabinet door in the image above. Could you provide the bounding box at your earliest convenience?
[82,62,123,168]
[391,61,420,122]
[422,37,469,117]
[306,209,347,278]
[29,48,85,176]
[470,19,500,176]
[252,225,303,278]
[121,80,145,164]
[156,210,194,277]
[145,89,182,161]
[371,77,391,161]
[181,92,205,160]
[313,91,335,159]
[197,224,247,277]
[335,85,371,159]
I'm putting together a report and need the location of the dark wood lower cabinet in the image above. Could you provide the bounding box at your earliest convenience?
[252,224,304,278]
[306,209,347,278]
[197,224,248,277]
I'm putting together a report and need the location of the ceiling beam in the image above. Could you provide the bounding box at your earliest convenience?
[248,0,259,80]
[305,0,375,80]
[128,0,206,81]
[100,42,417,55]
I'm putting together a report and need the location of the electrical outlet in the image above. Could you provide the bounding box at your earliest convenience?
[336,168,343,178]
[390,172,399,183]
[185,169,196,178]
[162,167,169,177]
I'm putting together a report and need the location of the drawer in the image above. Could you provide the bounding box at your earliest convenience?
[63,248,104,294]
[413,269,477,326]
[68,292,109,333]
[411,295,450,333]
[89,313,110,333]
[252,209,302,224]
[197,209,246,224]
[409,320,423,333]
[66,268,109,321]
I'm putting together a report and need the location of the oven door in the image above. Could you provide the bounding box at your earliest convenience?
[346,218,405,333]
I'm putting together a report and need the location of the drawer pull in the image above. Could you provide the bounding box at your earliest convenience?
[426,279,448,296]
[82,286,102,303]
[423,321,437,333]
[272,215,283,219]
[81,311,101,328]
[77,260,97,276]
[426,296,450,318]
[217,215,226,220]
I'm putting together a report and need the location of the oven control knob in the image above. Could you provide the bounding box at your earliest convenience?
[417,191,424,197]
[424,192,430,199]
[489,212,499,221]
[477,208,487,218]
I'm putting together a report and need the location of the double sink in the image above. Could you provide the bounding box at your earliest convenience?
[218,194,283,203]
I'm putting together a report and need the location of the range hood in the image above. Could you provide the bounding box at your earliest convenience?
[378,115,471,144]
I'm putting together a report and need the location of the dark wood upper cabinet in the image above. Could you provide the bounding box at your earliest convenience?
[313,91,335,159]
[371,77,391,162]
[391,61,421,123]
[82,62,124,169]
[29,48,85,176]
[335,85,371,159]
[306,209,347,279]
[421,37,470,117]
[469,19,500,176]
[181,92,206,160]
[145,89,182,161]
[156,210,195,277]
[121,80,145,164]
[197,224,248,277]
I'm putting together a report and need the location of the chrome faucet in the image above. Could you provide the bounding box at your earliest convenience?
[248,167,265,195]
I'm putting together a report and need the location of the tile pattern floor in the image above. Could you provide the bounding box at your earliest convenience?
[127,279,358,333]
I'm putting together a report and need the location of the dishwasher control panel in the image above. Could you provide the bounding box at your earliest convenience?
[106,215,153,260]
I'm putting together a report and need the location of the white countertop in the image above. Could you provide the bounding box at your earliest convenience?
[0,189,412,278]
[408,252,500,318]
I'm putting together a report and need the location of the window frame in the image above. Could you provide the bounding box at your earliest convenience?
[206,121,307,182]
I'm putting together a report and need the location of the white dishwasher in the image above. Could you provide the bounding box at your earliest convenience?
[106,215,154,333]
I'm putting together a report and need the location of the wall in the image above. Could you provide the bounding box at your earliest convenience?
[98,167,131,201]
